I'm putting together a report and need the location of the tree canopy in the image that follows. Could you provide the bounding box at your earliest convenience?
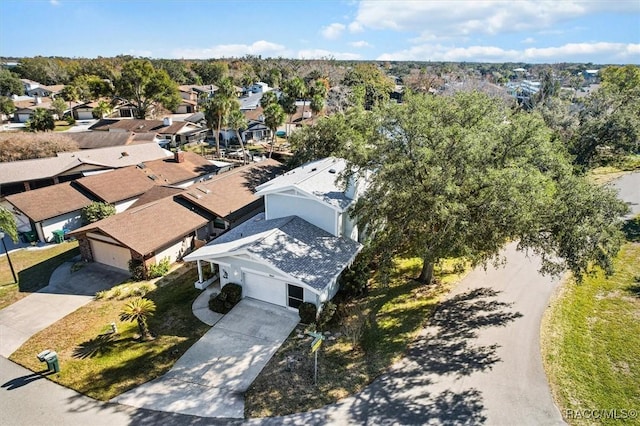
[0,69,24,96]
[0,206,18,243]
[328,91,630,284]
[27,108,55,132]
[82,202,116,224]
[115,59,180,119]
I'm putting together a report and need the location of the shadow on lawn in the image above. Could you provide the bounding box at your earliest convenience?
[332,287,522,425]
[17,247,80,293]
[622,216,640,242]
[72,333,138,359]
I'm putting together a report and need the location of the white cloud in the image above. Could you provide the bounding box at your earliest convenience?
[348,21,364,33]
[376,42,640,63]
[297,49,361,60]
[350,40,372,48]
[351,1,639,39]
[172,40,287,59]
[128,49,153,58]
[50,0,60,5]
[321,23,346,40]
[522,37,536,44]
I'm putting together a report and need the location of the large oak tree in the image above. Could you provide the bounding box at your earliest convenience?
[115,59,180,119]
[342,91,628,284]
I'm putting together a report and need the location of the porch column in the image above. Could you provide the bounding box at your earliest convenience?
[196,259,204,284]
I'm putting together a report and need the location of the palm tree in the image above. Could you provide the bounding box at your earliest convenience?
[263,102,285,158]
[93,100,113,119]
[227,104,249,165]
[119,297,156,341]
[310,94,325,123]
[204,77,235,157]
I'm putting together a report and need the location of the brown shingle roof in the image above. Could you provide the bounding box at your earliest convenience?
[6,182,94,222]
[76,166,156,203]
[71,197,210,256]
[177,159,283,218]
[128,185,184,209]
[143,151,218,185]
[89,118,193,135]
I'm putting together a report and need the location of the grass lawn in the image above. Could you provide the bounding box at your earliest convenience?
[0,241,79,309]
[9,265,210,401]
[541,218,640,425]
[53,120,73,132]
[245,257,468,417]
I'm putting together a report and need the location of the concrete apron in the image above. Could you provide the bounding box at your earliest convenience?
[113,298,300,418]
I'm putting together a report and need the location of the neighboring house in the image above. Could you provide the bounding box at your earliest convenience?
[184,157,363,309]
[3,151,227,242]
[90,118,208,147]
[70,159,283,274]
[70,195,213,273]
[20,79,64,97]
[65,131,157,150]
[5,181,94,242]
[180,84,217,105]
[0,142,171,197]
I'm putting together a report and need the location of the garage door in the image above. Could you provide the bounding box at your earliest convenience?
[90,239,131,271]
[77,110,94,120]
[242,272,286,307]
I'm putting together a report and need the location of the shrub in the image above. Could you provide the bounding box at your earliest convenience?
[209,283,243,314]
[128,258,146,281]
[298,302,317,324]
[316,301,337,330]
[148,257,170,279]
[339,254,371,297]
[66,116,76,125]
[82,202,116,224]
[340,303,367,349]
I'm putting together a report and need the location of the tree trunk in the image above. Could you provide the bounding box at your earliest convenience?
[236,129,247,165]
[418,258,435,284]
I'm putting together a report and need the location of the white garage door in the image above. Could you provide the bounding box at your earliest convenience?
[77,110,94,120]
[242,272,286,307]
[90,239,131,271]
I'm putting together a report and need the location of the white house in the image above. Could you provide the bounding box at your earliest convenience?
[184,157,364,310]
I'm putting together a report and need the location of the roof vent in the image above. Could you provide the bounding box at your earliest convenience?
[121,152,129,157]
[137,163,146,169]
[311,167,317,172]
[188,192,202,199]
[148,174,158,181]
[328,168,336,174]
[197,186,211,194]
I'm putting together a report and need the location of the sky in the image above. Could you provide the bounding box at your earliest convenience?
[1,0,639,64]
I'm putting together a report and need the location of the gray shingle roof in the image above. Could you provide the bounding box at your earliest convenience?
[185,213,362,292]
[255,157,353,210]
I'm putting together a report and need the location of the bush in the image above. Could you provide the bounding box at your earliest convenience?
[128,258,146,281]
[339,254,371,296]
[298,302,317,324]
[148,257,170,279]
[209,283,243,314]
[82,202,116,224]
[316,301,337,330]
[66,116,76,125]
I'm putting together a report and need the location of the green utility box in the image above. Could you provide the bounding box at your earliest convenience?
[52,230,65,244]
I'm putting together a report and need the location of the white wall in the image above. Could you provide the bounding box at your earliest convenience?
[40,211,84,242]
[115,198,138,213]
[266,193,338,236]
[155,235,194,264]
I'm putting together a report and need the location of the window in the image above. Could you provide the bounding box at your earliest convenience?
[287,284,304,309]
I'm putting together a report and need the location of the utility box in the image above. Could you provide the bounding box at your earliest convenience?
[52,230,65,244]
[36,349,60,373]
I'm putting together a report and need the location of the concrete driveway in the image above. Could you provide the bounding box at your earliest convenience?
[113,298,299,419]
[0,262,129,357]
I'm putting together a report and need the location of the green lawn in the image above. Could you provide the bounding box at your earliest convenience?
[0,241,79,309]
[245,257,468,417]
[9,265,210,401]
[542,220,640,425]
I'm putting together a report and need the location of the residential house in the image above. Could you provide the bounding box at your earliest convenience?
[0,142,171,197]
[4,151,226,242]
[65,131,157,150]
[90,118,208,147]
[12,96,78,122]
[180,84,217,106]
[70,159,284,274]
[20,79,65,98]
[184,157,363,309]
[5,181,94,242]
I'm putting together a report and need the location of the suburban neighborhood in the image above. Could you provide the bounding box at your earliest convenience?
[0,1,639,425]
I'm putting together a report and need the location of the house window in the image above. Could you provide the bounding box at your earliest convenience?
[287,284,304,309]
[213,218,227,229]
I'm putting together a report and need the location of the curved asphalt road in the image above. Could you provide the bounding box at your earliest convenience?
[2,172,638,425]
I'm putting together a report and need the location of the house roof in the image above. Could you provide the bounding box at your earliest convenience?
[70,196,211,256]
[5,181,94,222]
[0,142,171,186]
[256,157,353,210]
[75,166,157,203]
[177,159,284,218]
[142,151,219,185]
[89,118,201,135]
[65,131,154,149]
[128,185,184,209]
[184,213,362,292]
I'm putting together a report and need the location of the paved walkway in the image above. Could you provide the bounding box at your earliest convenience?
[113,298,299,419]
[0,261,129,357]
